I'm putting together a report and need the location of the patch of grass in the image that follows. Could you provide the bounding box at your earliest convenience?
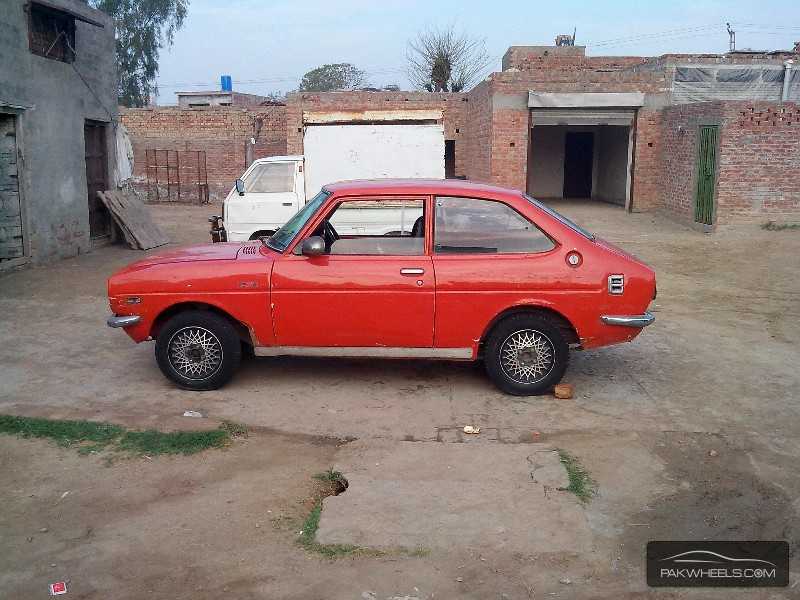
[313,467,343,482]
[220,420,248,438]
[299,501,323,546]
[118,429,229,455]
[762,221,800,231]
[405,546,431,558]
[313,467,347,485]
[0,414,122,448]
[557,449,597,503]
[0,414,233,457]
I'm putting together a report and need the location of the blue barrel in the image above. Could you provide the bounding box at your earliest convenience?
[220,75,232,91]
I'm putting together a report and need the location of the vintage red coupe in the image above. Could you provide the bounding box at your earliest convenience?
[107,180,656,395]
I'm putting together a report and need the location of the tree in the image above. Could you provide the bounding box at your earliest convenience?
[406,26,491,92]
[298,63,367,92]
[90,0,188,107]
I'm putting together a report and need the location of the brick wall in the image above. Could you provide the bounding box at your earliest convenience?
[462,80,492,183]
[284,91,469,177]
[716,102,800,224]
[632,109,666,212]
[490,105,529,191]
[494,53,667,95]
[660,102,723,222]
[120,105,287,201]
[660,101,800,225]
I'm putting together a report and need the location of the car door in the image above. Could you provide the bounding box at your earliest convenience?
[224,160,299,238]
[270,196,434,348]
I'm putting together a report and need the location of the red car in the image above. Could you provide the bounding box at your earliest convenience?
[107,180,655,395]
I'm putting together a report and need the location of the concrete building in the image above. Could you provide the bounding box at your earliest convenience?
[122,43,800,228]
[0,0,118,269]
[176,90,270,109]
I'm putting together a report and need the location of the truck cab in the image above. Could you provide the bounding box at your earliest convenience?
[212,155,305,242]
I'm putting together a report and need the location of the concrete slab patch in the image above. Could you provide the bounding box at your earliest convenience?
[315,440,591,554]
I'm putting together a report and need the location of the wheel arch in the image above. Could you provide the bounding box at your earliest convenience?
[480,305,580,351]
[150,301,253,346]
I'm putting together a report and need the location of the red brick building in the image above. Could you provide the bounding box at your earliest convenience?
[122,44,799,227]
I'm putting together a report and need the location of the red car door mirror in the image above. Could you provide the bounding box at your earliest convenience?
[301,236,325,256]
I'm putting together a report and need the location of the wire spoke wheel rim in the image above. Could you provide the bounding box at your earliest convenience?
[499,328,556,385]
[167,326,224,381]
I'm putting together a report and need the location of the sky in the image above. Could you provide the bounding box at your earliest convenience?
[153,0,800,104]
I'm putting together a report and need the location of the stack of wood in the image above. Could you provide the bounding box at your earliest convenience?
[97,189,168,250]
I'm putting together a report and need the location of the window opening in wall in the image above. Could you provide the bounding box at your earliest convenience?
[28,2,76,63]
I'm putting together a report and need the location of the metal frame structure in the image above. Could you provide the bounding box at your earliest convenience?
[145,149,209,204]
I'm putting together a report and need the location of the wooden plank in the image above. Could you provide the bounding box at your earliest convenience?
[97,189,169,250]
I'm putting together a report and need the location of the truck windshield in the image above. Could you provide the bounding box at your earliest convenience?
[522,194,595,241]
[266,190,331,252]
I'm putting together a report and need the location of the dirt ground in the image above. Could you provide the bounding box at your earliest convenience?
[1,200,799,599]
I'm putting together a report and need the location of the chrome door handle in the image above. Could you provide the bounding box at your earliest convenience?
[400,268,425,275]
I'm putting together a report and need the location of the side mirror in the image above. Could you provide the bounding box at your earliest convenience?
[235,178,245,196]
[301,236,325,257]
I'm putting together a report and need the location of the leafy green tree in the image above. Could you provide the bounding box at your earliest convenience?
[90,0,188,107]
[298,63,367,92]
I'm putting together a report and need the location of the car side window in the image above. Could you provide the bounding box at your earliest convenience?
[244,162,294,193]
[434,196,556,254]
[323,198,425,256]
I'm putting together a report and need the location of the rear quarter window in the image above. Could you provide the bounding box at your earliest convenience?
[434,196,556,254]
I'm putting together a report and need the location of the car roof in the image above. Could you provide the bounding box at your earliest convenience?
[323,179,525,200]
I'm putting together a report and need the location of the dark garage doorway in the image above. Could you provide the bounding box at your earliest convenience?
[84,120,110,239]
[563,132,594,198]
[444,139,456,178]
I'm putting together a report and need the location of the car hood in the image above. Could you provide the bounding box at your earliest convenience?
[129,243,244,268]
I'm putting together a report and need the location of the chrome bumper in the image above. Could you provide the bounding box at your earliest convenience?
[601,312,655,328]
[107,315,141,328]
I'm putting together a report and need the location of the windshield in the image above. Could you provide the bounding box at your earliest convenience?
[523,194,595,241]
[266,190,331,252]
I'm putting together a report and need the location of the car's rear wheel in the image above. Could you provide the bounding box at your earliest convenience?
[155,310,241,390]
[484,313,569,396]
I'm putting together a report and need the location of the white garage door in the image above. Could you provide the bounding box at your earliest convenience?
[303,124,445,197]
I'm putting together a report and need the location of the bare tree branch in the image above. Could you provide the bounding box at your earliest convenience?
[406,25,492,92]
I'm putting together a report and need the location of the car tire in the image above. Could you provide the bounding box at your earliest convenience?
[484,313,569,396]
[155,310,242,390]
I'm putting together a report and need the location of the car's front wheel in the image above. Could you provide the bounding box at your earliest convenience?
[484,313,569,396]
[155,310,241,390]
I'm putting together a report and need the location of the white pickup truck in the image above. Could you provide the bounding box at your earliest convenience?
[210,123,445,242]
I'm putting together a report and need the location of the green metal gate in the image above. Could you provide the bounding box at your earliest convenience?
[694,125,718,225]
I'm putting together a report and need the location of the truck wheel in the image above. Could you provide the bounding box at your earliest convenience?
[484,313,569,396]
[155,310,241,390]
